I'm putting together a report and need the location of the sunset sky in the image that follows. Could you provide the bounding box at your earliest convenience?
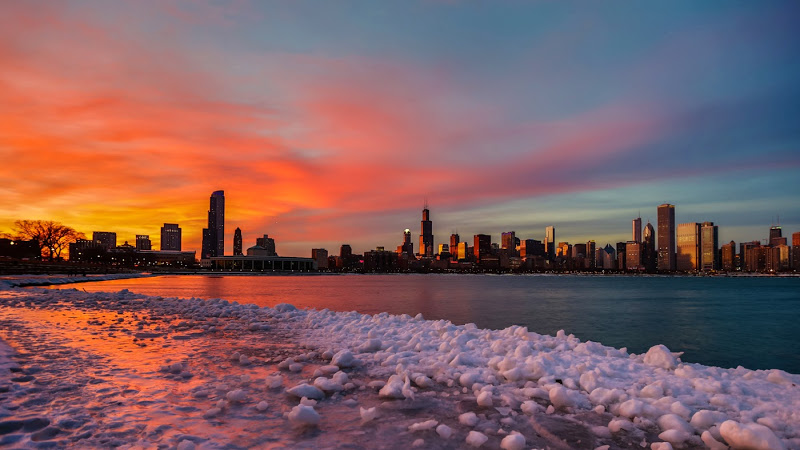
[2,1,799,256]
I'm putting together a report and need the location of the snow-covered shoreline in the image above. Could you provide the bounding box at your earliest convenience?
[0,273,152,288]
[0,284,797,449]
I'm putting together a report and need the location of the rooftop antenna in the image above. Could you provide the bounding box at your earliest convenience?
[423,197,428,210]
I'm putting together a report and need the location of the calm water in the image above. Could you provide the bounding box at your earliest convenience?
[54,274,800,373]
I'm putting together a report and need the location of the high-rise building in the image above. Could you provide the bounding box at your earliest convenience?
[586,240,596,269]
[677,222,701,272]
[233,227,243,256]
[632,217,642,243]
[602,244,616,270]
[340,244,352,259]
[792,232,800,271]
[769,226,783,246]
[419,206,433,258]
[501,232,517,257]
[657,204,676,271]
[135,235,151,251]
[473,234,491,262]
[160,223,181,251]
[520,239,545,259]
[721,241,736,272]
[450,234,460,261]
[93,232,117,250]
[208,190,225,257]
[545,226,555,261]
[201,228,211,259]
[457,242,469,261]
[256,235,277,256]
[616,242,627,271]
[626,241,641,271]
[399,229,414,255]
[740,241,760,271]
[642,222,657,273]
[700,222,719,271]
[312,248,328,269]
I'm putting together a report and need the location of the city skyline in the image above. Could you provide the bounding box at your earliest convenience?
[1,1,799,256]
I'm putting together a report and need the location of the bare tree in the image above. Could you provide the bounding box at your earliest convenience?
[12,220,86,260]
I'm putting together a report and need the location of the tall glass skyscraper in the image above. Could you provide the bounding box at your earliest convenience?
[419,205,433,257]
[657,204,676,271]
[202,190,225,258]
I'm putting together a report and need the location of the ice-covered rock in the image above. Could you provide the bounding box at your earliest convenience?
[226,389,247,403]
[459,412,479,427]
[313,377,343,394]
[436,424,453,439]
[331,350,358,368]
[500,433,525,450]
[357,339,382,353]
[256,401,269,411]
[477,391,493,407]
[274,303,297,312]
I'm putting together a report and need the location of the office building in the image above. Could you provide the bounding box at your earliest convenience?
[657,204,676,271]
[677,223,701,271]
[642,222,657,273]
[450,234,460,261]
[419,206,433,257]
[312,248,329,269]
[233,227,243,256]
[545,226,555,260]
[203,190,225,258]
[616,242,627,271]
[792,232,800,271]
[740,241,760,271]
[135,235,151,251]
[255,235,277,256]
[399,229,413,255]
[769,226,784,247]
[721,241,736,272]
[160,223,182,251]
[626,241,641,271]
[700,222,719,271]
[457,242,469,261]
[602,244,616,269]
[632,217,642,243]
[93,231,117,250]
[520,239,545,259]
[586,240,596,269]
[473,234,491,262]
[501,232,516,257]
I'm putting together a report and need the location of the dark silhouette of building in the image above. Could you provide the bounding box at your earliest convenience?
[586,240,596,269]
[419,205,433,257]
[312,248,329,269]
[450,234,460,261]
[632,217,642,243]
[135,235,151,251]
[616,242,627,271]
[340,244,352,259]
[161,223,181,251]
[473,234,491,262]
[399,229,413,255]
[233,227,243,256]
[642,222,657,273]
[211,191,225,256]
[93,231,116,250]
[792,232,800,271]
[0,238,40,259]
[255,235,277,256]
[739,241,760,271]
[657,204,676,271]
[701,222,719,271]
[769,226,783,246]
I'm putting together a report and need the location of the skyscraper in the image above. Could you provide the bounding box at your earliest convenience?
[642,222,657,273]
[419,205,433,257]
[208,190,225,257]
[701,222,719,271]
[233,227,243,256]
[501,231,516,257]
[632,217,642,243]
[545,226,555,261]
[677,222,700,272]
[721,241,736,272]
[450,234,460,261]
[657,204,676,271]
[160,223,182,251]
[792,232,800,271]
[400,229,413,255]
[769,226,786,247]
[586,240,596,269]
[473,234,491,262]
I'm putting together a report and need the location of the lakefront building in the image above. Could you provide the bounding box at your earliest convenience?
[419,205,433,258]
[160,223,182,251]
[677,222,701,272]
[202,190,225,259]
[657,204,676,271]
[701,222,719,271]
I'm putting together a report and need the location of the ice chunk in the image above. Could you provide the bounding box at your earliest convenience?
[332,371,349,385]
[360,407,377,422]
[256,401,269,411]
[274,303,297,312]
[436,424,453,439]
[719,420,785,450]
[289,363,303,372]
[357,339,382,353]
[286,383,325,400]
[650,443,673,450]
[643,344,679,370]
[331,350,358,368]
[459,412,479,427]
[658,429,691,446]
[413,375,433,389]
[657,414,693,435]
[466,430,488,447]
[408,420,438,432]
[288,404,320,426]
[203,407,222,418]
[266,375,283,389]
[700,430,729,450]
[500,433,525,450]
[690,410,726,430]
[177,440,196,450]
[313,377,343,394]
[412,438,425,447]
[477,391,493,407]
[226,389,247,403]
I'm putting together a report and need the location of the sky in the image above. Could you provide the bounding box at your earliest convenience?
[1,0,799,257]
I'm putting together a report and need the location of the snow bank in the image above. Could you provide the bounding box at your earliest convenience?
[1,284,798,449]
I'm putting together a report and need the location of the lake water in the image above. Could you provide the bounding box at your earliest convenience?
[55,274,800,373]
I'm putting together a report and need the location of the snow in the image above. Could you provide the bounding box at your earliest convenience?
[0,279,798,448]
